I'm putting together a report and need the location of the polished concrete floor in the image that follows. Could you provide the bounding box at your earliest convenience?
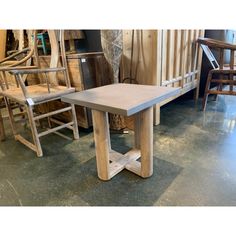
[0,95,236,206]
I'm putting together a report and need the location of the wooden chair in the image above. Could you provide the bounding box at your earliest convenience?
[197,37,236,110]
[0,31,37,141]
[0,30,79,157]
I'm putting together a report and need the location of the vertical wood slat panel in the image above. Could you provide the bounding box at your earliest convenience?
[173,30,181,79]
[166,30,175,83]
[122,29,204,88]
[161,30,167,83]
[191,30,197,81]
[186,30,192,84]
[180,30,187,88]
[121,29,205,126]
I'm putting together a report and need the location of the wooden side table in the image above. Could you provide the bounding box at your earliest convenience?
[62,83,180,181]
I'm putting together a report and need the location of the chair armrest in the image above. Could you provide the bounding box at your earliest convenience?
[0,48,30,64]
[0,66,38,72]
[10,67,66,75]
[197,37,236,50]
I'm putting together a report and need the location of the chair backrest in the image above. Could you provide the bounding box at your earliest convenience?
[197,37,236,71]
[0,30,37,90]
[38,30,71,87]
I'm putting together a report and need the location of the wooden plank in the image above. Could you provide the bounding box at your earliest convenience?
[161,30,167,83]
[166,30,175,82]
[0,30,7,60]
[38,121,74,138]
[109,149,141,178]
[62,83,180,116]
[173,30,182,79]
[180,30,186,88]
[34,106,72,120]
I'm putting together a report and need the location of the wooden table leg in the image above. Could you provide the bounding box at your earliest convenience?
[0,108,5,141]
[140,106,153,178]
[92,107,153,180]
[92,109,111,180]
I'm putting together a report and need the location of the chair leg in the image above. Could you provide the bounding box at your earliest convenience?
[202,72,213,111]
[4,97,17,137]
[0,108,5,141]
[26,105,43,157]
[71,104,79,140]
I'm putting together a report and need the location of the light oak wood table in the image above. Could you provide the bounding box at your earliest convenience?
[62,83,180,181]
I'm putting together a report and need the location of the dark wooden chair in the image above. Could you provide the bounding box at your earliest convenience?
[197,37,236,110]
[0,30,79,157]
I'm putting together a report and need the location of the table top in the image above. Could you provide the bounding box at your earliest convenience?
[62,83,180,116]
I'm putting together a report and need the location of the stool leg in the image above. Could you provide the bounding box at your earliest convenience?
[140,106,153,178]
[92,109,110,180]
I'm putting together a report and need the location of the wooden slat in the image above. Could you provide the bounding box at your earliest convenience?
[173,30,182,79]
[208,90,236,95]
[49,117,74,130]
[15,134,37,152]
[38,121,74,138]
[161,30,167,82]
[34,106,72,120]
[180,30,187,88]
[166,30,175,82]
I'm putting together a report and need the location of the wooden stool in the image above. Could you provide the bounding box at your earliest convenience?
[62,83,180,181]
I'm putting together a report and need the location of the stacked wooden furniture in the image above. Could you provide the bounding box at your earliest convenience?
[32,52,113,128]
[197,37,236,110]
[0,30,79,157]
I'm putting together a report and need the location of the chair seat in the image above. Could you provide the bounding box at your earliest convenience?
[1,84,75,104]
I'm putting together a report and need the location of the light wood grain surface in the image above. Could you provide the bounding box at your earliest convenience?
[62,83,180,116]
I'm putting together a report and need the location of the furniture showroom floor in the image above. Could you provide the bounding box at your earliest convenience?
[0,95,236,206]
